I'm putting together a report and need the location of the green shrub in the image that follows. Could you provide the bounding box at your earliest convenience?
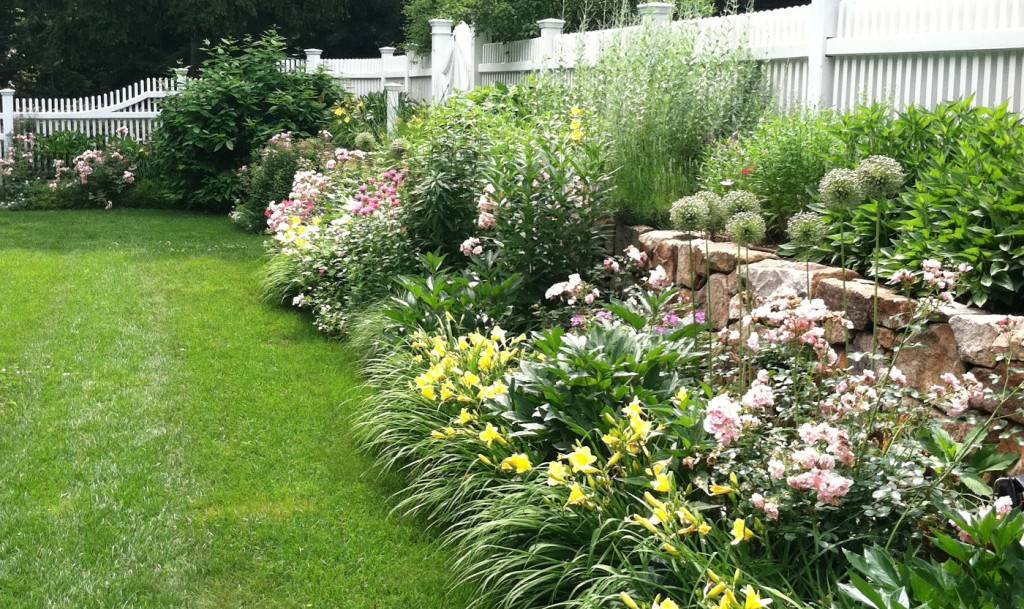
[700,110,841,239]
[886,104,1024,309]
[384,252,526,337]
[231,132,334,232]
[399,92,515,259]
[571,19,769,224]
[478,114,614,296]
[840,510,1024,609]
[150,32,343,212]
[792,100,1024,310]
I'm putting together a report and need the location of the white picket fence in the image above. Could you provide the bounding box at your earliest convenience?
[473,0,1024,112]
[5,0,1024,156]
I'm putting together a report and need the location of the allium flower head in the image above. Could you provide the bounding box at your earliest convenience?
[721,189,761,216]
[787,211,827,246]
[856,155,905,198]
[818,168,865,208]
[353,131,377,151]
[669,194,710,233]
[725,211,766,246]
[389,137,408,158]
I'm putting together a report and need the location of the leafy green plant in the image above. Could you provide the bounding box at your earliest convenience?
[840,510,1024,609]
[399,93,511,259]
[571,18,769,224]
[884,103,1024,309]
[150,31,343,211]
[384,252,526,336]
[478,115,614,296]
[700,110,841,239]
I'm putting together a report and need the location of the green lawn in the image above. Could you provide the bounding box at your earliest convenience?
[0,210,465,608]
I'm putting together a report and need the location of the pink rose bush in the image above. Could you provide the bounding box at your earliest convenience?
[47,136,137,208]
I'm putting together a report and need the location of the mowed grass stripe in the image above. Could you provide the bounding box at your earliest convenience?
[0,210,466,609]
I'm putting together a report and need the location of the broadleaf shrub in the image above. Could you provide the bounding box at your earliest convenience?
[700,110,842,239]
[150,31,343,211]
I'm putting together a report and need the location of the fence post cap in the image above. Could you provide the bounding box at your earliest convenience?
[537,18,566,30]
[0,88,15,94]
[379,46,397,54]
[304,48,323,56]
[173,67,189,75]
[637,2,675,20]
[384,82,406,92]
[429,18,454,32]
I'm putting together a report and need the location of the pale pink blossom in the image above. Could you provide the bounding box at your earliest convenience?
[703,394,743,447]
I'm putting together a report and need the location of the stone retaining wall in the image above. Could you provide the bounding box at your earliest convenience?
[618,224,1024,468]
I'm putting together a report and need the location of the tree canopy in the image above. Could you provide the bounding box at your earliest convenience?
[0,0,403,97]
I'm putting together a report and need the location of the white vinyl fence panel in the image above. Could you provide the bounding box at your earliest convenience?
[8,0,1024,156]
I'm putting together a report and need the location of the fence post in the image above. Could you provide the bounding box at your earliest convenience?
[304,48,323,74]
[637,2,675,25]
[1,88,14,156]
[380,46,396,89]
[384,82,404,138]
[173,67,189,91]
[536,19,566,70]
[429,18,454,103]
[806,0,839,108]
[472,30,488,88]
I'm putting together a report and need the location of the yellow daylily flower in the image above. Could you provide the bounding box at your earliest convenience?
[629,414,652,438]
[730,518,753,545]
[478,454,493,466]
[622,397,643,418]
[566,445,599,474]
[431,430,446,440]
[478,423,503,448]
[490,326,507,342]
[440,383,455,401]
[631,514,660,534]
[729,471,739,486]
[652,596,680,609]
[606,451,623,468]
[457,336,470,351]
[650,472,672,493]
[705,582,728,599]
[718,589,739,609]
[546,461,568,486]
[460,371,480,388]
[565,483,593,509]
[742,586,772,609]
[420,385,436,401]
[659,542,681,557]
[674,387,688,402]
[698,522,711,535]
[644,491,666,510]
[500,453,533,474]
[618,592,640,609]
[477,381,508,400]
[709,483,735,496]
[569,106,584,117]
[457,408,475,425]
[677,507,698,526]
